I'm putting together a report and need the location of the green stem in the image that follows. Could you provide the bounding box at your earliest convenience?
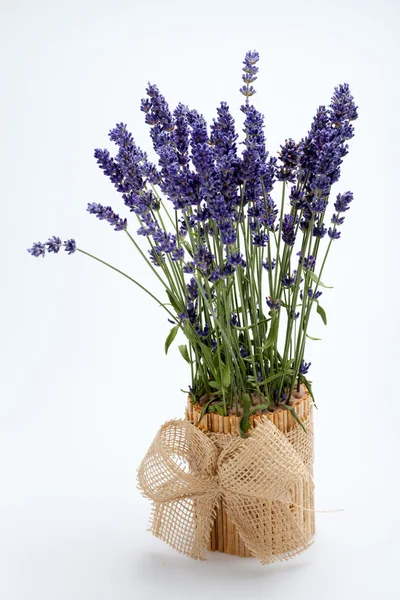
[77,249,177,322]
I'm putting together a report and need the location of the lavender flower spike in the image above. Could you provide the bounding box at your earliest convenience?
[28,238,77,256]
[87,203,127,231]
[240,50,260,102]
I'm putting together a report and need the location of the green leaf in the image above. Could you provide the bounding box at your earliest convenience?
[306,333,322,341]
[221,363,231,389]
[215,404,226,416]
[226,279,235,297]
[165,289,181,312]
[308,271,333,289]
[257,369,294,386]
[209,380,222,390]
[250,401,270,415]
[239,394,251,437]
[198,341,215,372]
[181,389,196,403]
[316,303,327,325]
[165,324,179,354]
[282,404,307,433]
[197,397,215,425]
[262,315,279,350]
[300,375,317,408]
[213,342,225,368]
[243,354,261,362]
[178,344,191,364]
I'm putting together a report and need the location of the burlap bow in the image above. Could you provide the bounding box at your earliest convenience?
[137,416,314,564]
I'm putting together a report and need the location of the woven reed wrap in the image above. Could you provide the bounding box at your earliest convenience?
[137,413,314,564]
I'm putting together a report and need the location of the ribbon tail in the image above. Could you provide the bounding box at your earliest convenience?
[148,492,220,560]
[225,497,313,565]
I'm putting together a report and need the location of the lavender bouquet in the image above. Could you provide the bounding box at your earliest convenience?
[28,51,357,437]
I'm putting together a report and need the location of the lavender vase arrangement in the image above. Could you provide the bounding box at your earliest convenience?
[29,51,357,563]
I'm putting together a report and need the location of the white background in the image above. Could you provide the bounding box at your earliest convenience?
[2,0,400,598]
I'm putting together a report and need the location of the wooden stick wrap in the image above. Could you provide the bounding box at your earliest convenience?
[185,393,315,558]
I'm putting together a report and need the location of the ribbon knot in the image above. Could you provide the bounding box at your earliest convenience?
[137,415,314,564]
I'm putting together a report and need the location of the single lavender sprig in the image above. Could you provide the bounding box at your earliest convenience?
[239,50,259,103]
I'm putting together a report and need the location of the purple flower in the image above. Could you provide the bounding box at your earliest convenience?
[210,101,240,208]
[282,273,296,288]
[252,232,269,247]
[226,250,246,268]
[195,324,210,338]
[218,220,237,245]
[300,287,322,300]
[186,278,198,301]
[298,84,357,197]
[87,203,127,231]
[334,191,353,213]
[148,248,165,266]
[46,236,62,253]
[331,214,345,225]
[328,227,341,240]
[299,360,311,375]
[64,239,77,255]
[309,198,328,214]
[173,103,190,167]
[300,204,313,232]
[239,50,259,102]
[179,300,197,325]
[239,345,248,357]
[329,83,358,127]
[230,313,239,327]
[266,297,281,311]
[94,148,124,192]
[289,187,307,211]
[281,214,296,246]
[273,389,288,404]
[137,214,158,237]
[141,83,174,152]
[183,262,195,274]
[240,105,271,203]
[171,247,185,261]
[124,190,159,216]
[29,238,77,256]
[27,242,46,257]
[262,258,276,271]
[313,223,327,238]
[276,138,300,182]
[223,262,236,278]
[303,255,316,271]
[153,231,177,254]
[95,122,158,195]
[309,288,322,300]
[193,244,214,274]
[208,266,223,282]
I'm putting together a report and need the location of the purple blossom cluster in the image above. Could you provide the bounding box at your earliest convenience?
[328,191,354,239]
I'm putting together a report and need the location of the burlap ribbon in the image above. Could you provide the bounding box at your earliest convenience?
[137,416,314,564]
